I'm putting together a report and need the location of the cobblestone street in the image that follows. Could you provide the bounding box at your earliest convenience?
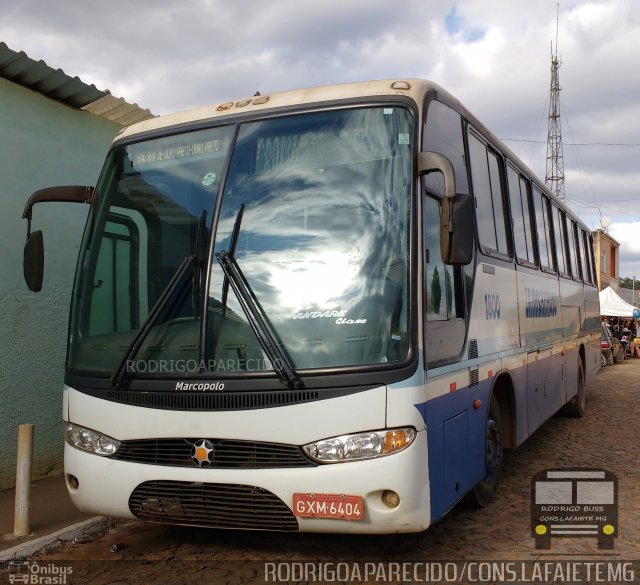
[33,359,640,582]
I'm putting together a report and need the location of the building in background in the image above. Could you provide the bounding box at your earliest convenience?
[0,42,153,489]
[592,228,620,291]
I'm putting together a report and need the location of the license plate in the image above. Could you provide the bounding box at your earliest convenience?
[293,493,364,520]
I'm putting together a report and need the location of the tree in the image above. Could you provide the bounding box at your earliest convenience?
[619,277,636,290]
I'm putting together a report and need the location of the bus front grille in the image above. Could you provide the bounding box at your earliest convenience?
[112,438,316,468]
[129,480,299,531]
[103,389,320,411]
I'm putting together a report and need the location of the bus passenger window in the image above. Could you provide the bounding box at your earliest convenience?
[507,165,535,264]
[468,132,509,256]
[532,188,553,271]
[488,152,508,254]
[587,233,597,284]
[580,229,593,284]
[569,220,582,281]
[552,206,568,276]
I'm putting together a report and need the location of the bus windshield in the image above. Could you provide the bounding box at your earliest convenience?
[67,106,413,380]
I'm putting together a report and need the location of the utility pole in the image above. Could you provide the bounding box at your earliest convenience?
[545,4,565,202]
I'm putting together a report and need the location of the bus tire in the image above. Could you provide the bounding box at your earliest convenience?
[466,394,503,507]
[562,361,586,418]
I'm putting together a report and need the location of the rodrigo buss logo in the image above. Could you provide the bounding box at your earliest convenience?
[8,561,72,584]
[531,468,618,550]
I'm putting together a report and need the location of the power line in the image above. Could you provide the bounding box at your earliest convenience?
[502,138,640,147]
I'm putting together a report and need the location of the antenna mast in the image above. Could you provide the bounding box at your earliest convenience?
[545,4,565,201]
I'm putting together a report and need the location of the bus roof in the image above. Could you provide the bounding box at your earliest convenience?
[116,78,439,141]
[114,77,589,230]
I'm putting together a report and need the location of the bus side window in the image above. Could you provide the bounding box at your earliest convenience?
[552,205,569,277]
[587,233,597,285]
[532,188,554,272]
[422,99,469,196]
[424,195,459,321]
[580,229,593,284]
[507,164,535,265]
[468,132,509,256]
[421,97,467,365]
[569,220,582,281]
[423,193,466,365]
[89,215,139,335]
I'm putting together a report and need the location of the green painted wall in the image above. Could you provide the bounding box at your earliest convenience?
[0,77,120,489]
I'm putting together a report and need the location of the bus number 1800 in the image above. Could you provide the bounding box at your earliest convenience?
[484,293,501,320]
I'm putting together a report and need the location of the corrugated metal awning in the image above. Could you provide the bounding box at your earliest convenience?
[0,42,154,125]
[81,94,154,126]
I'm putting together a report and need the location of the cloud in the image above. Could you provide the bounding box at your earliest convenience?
[2,0,640,277]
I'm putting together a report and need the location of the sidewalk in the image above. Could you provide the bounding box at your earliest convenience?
[0,474,109,561]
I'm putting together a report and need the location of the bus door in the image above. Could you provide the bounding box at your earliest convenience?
[526,345,563,434]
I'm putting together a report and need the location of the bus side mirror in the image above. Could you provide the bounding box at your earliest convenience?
[418,151,473,266]
[21,186,94,292]
[24,230,44,292]
[443,194,474,265]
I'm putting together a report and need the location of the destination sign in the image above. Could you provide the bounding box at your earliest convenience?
[131,139,223,168]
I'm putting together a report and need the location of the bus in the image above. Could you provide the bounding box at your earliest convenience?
[22,79,600,533]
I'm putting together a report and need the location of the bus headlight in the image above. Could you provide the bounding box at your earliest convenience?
[65,424,120,456]
[303,428,416,463]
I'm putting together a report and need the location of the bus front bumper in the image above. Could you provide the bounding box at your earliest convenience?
[64,433,430,534]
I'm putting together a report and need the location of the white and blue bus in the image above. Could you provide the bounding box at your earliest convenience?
[23,79,600,533]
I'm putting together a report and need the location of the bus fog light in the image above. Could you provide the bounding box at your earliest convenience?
[381,490,400,508]
[303,428,415,463]
[65,424,120,456]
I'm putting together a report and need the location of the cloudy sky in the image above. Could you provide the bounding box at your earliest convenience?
[3,0,640,278]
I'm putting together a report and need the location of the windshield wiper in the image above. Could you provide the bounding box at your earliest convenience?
[191,210,207,318]
[220,204,244,317]
[110,254,196,388]
[216,249,302,389]
[110,210,210,388]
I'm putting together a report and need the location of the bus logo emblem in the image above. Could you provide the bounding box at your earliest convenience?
[191,439,215,467]
[531,468,618,550]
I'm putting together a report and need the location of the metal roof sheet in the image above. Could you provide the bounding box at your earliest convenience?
[0,42,154,125]
[81,94,154,126]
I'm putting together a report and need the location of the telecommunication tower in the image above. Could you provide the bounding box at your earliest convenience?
[545,7,565,201]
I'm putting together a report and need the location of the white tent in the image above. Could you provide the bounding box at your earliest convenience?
[599,286,638,317]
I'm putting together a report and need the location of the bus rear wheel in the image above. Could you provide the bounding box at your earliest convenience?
[562,361,586,418]
[466,394,503,507]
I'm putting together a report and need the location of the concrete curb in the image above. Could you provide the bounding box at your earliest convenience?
[0,517,111,562]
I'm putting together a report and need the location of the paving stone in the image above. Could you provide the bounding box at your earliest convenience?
[31,360,640,582]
